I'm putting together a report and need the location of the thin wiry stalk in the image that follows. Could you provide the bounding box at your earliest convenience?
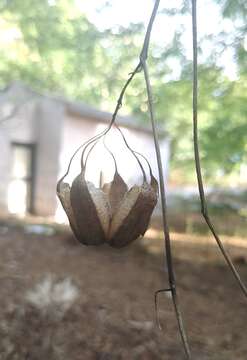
[80,63,141,168]
[141,53,192,360]
[139,0,191,358]
[58,0,156,185]
[57,0,192,356]
[57,64,141,186]
[191,0,247,297]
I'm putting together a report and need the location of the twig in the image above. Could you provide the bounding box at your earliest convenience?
[191,0,247,297]
[108,0,192,357]
[139,2,191,355]
[143,60,192,358]
[57,0,193,357]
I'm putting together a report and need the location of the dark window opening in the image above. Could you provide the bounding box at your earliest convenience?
[8,142,36,214]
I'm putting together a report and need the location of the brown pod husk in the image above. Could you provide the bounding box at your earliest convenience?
[70,172,111,245]
[102,171,128,213]
[108,176,158,248]
[57,170,158,248]
[57,182,80,239]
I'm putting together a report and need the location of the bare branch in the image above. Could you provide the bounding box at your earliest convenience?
[101,0,192,357]
[191,0,247,297]
[140,7,192,355]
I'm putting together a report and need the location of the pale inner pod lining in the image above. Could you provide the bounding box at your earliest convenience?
[88,182,112,237]
[108,185,140,239]
[59,183,78,231]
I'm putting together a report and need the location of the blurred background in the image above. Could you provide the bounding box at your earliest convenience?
[0,0,246,359]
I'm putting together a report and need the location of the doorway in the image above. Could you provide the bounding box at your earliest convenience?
[8,142,35,215]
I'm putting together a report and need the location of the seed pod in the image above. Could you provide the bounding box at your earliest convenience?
[102,171,128,213]
[58,172,111,245]
[108,175,158,248]
[57,181,79,239]
[57,124,159,248]
[57,171,158,248]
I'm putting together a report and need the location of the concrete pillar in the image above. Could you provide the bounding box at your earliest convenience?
[33,98,64,216]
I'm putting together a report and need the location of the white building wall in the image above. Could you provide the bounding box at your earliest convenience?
[0,84,64,217]
[0,88,38,214]
[0,83,170,219]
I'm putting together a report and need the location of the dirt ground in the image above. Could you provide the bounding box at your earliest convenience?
[0,218,246,360]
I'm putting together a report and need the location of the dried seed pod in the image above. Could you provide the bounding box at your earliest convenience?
[57,182,79,238]
[108,176,158,248]
[68,171,111,245]
[57,126,159,248]
[102,171,128,213]
[57,171,158,248]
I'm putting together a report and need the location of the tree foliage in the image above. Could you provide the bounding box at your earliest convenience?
[0,0,246,183]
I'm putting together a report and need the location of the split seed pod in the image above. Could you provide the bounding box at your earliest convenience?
[57,128,158,248]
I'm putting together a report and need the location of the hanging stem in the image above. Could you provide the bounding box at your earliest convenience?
[140,51,192,360]
[191,0,247,297]
[139,0,191,358]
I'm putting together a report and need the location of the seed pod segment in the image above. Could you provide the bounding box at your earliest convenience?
[57,181,79,239]
[69,171,111,245]
[108,176,158,248]
[102,171,128,214]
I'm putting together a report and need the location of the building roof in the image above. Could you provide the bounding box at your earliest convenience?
[64,99,167,137]
[2,81,167,137]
